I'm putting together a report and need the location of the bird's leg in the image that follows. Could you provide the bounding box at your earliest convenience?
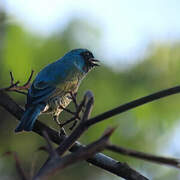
[54,92,88,131]
[69,92,79,111]
[60,116,78,129]
[69,120,78,130]
[54,94,80,130]
[59,105,76,116]
[57,95,77,116]
[59,92,87,131]
[77,97,86,113]
[53,115,66,137]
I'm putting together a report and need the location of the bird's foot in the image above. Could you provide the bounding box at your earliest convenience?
[58,92,87,131]
[59,116,78,130]
[69,120,78,130]
[53,115,67,137]
[59,126,67,137]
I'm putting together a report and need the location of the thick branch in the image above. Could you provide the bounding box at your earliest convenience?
[0,91,147,180]
[107,144,180,168]
[34,128,114,180]
[86,86,180,126]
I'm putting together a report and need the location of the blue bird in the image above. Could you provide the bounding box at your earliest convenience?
[15,49,99,132]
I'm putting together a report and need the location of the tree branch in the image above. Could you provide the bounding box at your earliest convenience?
[107,144,180,168]
[0,91,147,180]
[3,151,28,180]
[42,131,58,157]
[0,71,34,94]
[86,86,180,126]
[33,128,114,180]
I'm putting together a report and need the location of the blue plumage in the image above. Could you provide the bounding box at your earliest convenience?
[15,49,99,132]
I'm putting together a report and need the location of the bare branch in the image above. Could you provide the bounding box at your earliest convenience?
[107,144,180,168]
[70,91,78,110]
[42,131,58,157]
[60,116,78,130]
[69,119,78,130]
[86,86,180,126]
[0,70,34,94]
[30,154,38,180]
[14,90,28,95]
[23,70,34,87]
[3,151,28,180]
[33,128,115,180]
[86,151,148,180]
[0,91,147,179]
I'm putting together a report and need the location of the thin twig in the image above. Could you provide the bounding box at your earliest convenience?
[33,128,115,180]
[69,119,78,130]
[30,154,38,180]
[14,90,28,95]
[0,70,34,94]
[10,72,15,84]
[70,92,79,110]
[59,105,76,116]
[107,144,180,168]
[3,151,28,180]
[23,70,34,87]
[42,131,57,157]
[67,97,86,130]
[86,86,180,127]
[61,116,77,127]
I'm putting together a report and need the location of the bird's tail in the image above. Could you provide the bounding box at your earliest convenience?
[15,104,45,133]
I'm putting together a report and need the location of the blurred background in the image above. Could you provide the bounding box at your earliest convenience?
[0,0,180,179]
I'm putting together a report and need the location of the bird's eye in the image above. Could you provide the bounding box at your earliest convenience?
[81,51,94,59]
[86,52,90,56]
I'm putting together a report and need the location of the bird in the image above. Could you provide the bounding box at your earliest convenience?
[15,49,99,132]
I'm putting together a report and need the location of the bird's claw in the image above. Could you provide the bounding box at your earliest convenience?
[59,127,67,137]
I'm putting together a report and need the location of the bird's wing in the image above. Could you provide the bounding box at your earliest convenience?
[27,80,57,105]
[27,60,74,106]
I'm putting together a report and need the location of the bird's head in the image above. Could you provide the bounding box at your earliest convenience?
[65,49,100,73]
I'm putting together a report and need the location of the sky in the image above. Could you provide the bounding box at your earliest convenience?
[2,0,180,64]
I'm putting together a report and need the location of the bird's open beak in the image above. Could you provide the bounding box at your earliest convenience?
[89,58,100,66]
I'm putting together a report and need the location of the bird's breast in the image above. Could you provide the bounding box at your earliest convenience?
[42,69,85,114]
[44,93,72,114]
